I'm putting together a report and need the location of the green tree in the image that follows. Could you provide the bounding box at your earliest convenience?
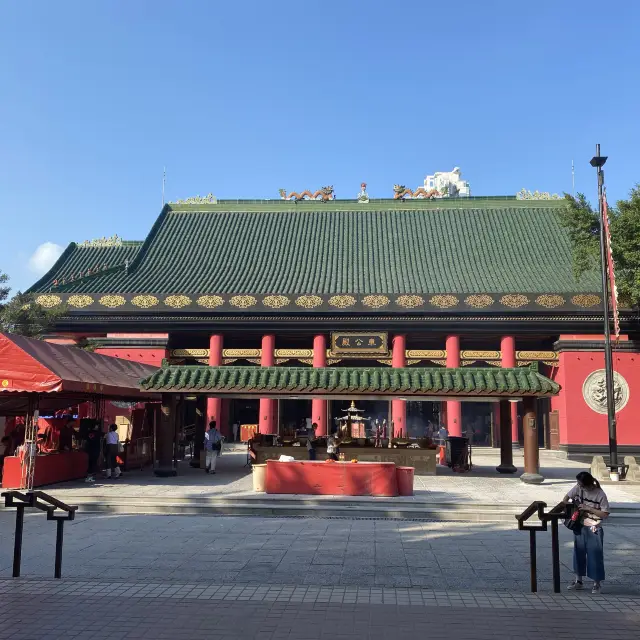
[559,187,640,308]
[0,269,66,337]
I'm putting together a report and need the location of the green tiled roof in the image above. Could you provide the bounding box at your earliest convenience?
[140,366,560,397]
[28,242,142,293]
[31,197,600,299]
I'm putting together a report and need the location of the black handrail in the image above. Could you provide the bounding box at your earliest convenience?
[2,490,78,579]
[516,500,569,593]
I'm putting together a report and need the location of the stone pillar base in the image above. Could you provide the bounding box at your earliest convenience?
[496,463,517,474]
[154,467,177,478]
[520,472,545,484]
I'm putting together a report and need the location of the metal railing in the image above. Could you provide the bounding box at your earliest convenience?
[516,500,569,593]
[2,490,78,579]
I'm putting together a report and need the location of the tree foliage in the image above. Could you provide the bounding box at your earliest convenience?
[0,269,67,337]
[559,188,640,308]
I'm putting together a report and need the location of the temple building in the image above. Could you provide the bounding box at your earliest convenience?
[27,189,639,460]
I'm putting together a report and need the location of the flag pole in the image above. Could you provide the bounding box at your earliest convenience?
[590,144,619,480]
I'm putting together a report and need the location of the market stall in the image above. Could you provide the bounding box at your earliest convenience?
[0,332,159,489]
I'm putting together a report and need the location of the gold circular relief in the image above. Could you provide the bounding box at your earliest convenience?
[99,295,126,308]
[362,295,390,309]
[230,295,257,308]
[131,295,159,308]
[35,294,62,308]
[536,294,565,308]
[164,295,191,308]
[67,295,94,308]
[430,295,459,308]
[500,294,529,308]
[295,295,323,309]
[465,295,494,308]
[329,295,356,308]
[263,295,290,309]
[197,295,224,309]
[396,295,424,309]
[572,294,601,308]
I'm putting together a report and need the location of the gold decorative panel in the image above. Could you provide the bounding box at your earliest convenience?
[460,350,500,360]
[164,295,191,308]
[197,295,224,309]
[295,295,323,309]
[274,349,313,358]
[223,349,261,358]
[465,294,494,308]
[131,295,159,308]
[536,294,565,308]
[67,295,94,308]
[35,294,62,308]
[329,295,356,308]
[362,294,390,308]
[263,295,290,309]
[172,348,210,358]
[99,295,126,308]
[396,295,424,309]
[516,351,558,362]
[230,295,257,308]
[500,294,529,308]
[406,350,446,359]
[331,332,388,356]
[572,294,601,308]
[430,295,458,308]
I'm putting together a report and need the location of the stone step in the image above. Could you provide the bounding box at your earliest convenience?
[59,495,640,524]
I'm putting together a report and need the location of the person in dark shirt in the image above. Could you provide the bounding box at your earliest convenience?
[84,425,102,483]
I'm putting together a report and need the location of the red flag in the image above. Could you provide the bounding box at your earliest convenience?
[602,190,620,340]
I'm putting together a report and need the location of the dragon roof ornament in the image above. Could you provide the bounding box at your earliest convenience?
[171,193,218,205]
[79,235,123,248]
[279,186,335,201]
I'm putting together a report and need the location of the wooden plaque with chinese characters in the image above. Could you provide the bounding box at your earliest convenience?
[331,332,389,356]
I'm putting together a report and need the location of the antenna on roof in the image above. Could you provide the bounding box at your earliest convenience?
[162,167,166,206]
[572,159,575,196]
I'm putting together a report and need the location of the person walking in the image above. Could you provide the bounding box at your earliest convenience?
[105,424,121,479]
[84,424,102,483]
[232,422,239,443]
[564,471,610,594]
[307,423,317,460]
[326,433,340,461]
[204,421,221,474]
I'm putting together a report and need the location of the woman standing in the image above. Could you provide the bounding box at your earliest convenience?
[105,424,121,479]
[564,471,610,594]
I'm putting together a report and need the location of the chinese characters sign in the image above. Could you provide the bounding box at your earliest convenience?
[331,332,388,356]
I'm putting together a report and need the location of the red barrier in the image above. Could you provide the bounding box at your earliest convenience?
[1,451,88,488]
[396,466,415,496]
[265,460,400,496]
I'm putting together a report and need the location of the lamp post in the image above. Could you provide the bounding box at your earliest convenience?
[589,144,620,480]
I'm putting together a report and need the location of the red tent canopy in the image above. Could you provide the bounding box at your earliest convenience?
[0,332,159,414]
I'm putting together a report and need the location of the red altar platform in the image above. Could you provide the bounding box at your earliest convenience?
[2,451,88,488]
[265,460,409,497]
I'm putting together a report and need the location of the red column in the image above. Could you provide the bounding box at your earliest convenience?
[446,335,462,437]
[259,334,277,435]
[501,336,519,445]
[206,334,223,427]
[391,335,406,437]
[312,335,328,436]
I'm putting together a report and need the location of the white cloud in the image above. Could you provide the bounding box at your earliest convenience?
[28,242,64,275]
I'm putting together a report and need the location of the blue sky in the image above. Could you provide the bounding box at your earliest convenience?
[1,0,639,292]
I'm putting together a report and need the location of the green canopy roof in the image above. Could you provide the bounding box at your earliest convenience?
[140,366,560,398]
[28,197,603,315]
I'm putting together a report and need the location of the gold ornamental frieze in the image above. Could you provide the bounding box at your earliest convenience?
[263,295,290,309]
[35,294,63,308]
[362,295,390,309]
[396,295,424,309]
[460,350,500,360]
[572,294,601,308]
[230,295,257,308]
[223,349,261,358]
[172,348,210,358]
[465,295,494,308]
[430,295,459,308]
[164,295,191,308]
[131,295,159,308]
[535,294,565,308]
[197,295,224,309]
[274,349,314,358]
[295,295,323,309]
[99,295,126,308]
[516,351,558,362]
[67,295,94,308]
[500,294,530,308]
[406,350,446,359]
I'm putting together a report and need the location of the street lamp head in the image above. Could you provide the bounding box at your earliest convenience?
[590,155,608,168]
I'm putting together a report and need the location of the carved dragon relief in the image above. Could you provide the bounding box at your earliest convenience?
[279,186,334,201]
[393,185,440,200]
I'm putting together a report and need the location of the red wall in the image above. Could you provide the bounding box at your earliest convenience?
[551,350,639,446]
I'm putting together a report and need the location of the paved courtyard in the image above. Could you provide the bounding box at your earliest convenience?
[21,447,640,509]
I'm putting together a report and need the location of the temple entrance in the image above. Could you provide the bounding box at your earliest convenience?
[406,401,440,438]
[279,399,312,435]
[461,402,494,446]
[229,399,259,428]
